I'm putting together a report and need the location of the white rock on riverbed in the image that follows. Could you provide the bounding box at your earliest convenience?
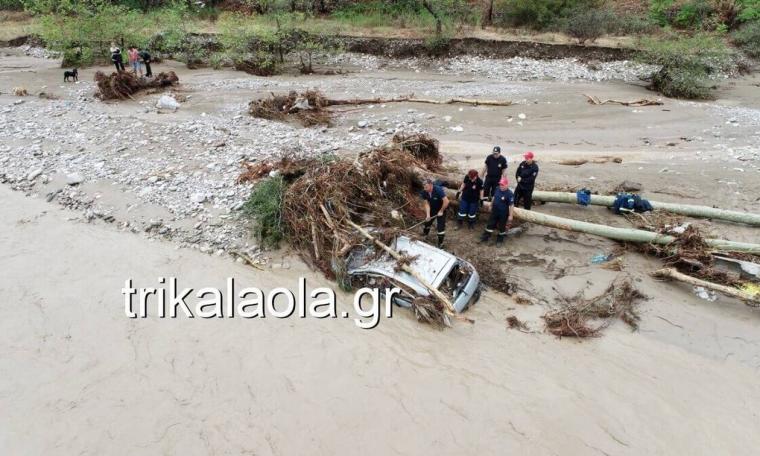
[66,173,84,185]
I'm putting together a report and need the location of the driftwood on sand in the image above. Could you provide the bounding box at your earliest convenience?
[584,94,663,107]
[543,277,646,338]
[324,96,513,107]
[249,90,512,126]
[653,268,760,307]
[557,156,623,166]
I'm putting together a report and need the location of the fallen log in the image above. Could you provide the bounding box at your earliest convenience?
[346,219,457,318]
[557,156,623,166]
[440,188,760,254]
[530,191,760,226]
[653,268,760,307]
[584,94,663,107]
[325,96,512,107]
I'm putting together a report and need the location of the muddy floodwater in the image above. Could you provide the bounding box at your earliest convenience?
[1,47,760,455]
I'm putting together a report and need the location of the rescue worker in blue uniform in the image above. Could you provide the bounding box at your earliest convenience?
[482,146,508,199]
[514,151,539,210]
[480,178,514,245]
[420,179,450,248]
[456,169,484,230]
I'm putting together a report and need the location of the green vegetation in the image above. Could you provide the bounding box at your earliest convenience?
[639,33,736,99]
[560,7,615,43]
[242,176,286,248]
[494,0,601,29]
[649,0,759,30]
[331,0,441,29]
[0,0,23,10]
[32,1,199,66]
[732,20,760,56]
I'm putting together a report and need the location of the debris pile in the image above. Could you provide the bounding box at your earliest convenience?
[543,277,646,338]
[248,90,332,126]
[239,133,453,324]
[94,71,179,100]
[241,133,440,269]
[248,89,513,127]
[631,215,753,287]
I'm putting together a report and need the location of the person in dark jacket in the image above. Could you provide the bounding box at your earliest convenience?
[514,151,539,210]
[110,44,125,72]
[139,48,153,77]
[420,179,450,248]
[481,146,508,199]
[480,178,514,245]
[456,169,484,230]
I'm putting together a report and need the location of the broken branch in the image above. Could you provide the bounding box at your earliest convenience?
[652,268,760,307]
[584,94,663,107]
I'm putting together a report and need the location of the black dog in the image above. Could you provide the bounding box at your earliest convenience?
[63,68,78,82]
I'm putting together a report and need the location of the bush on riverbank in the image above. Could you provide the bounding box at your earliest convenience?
[242,176,285,248]
[639,34,736,99]
[732,20,760,57]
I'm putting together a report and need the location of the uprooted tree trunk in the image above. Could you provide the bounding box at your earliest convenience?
[653,268,760,307]
[584,94,663,107]
[249,90,512,127]
[323,96,513,107]
[94,71,179,100]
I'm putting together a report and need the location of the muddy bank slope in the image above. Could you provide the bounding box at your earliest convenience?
[341,35,635,61]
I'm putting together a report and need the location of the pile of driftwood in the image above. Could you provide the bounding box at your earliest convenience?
[543,277,646,338]
[94,71,179,100]
[248,89,513,127]
[239,133,454,326]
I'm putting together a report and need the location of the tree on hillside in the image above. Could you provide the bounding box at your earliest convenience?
[421,0,443,35]
[481,0,494,27]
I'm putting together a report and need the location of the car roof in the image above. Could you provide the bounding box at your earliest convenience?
[347,236,458,293]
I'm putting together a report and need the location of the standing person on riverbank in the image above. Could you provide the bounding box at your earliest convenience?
[456,169,484,230]
[110,44,125,72]
[128,47,142,76]
[514,151,539,210]
[482,146,508,199]
[138,48,153,77]
[480,178,514,245]
[421,179,450,248]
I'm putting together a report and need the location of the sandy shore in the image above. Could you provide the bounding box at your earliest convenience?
[2,48,760,454]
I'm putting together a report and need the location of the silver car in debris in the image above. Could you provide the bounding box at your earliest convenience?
[346,236,481,313]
